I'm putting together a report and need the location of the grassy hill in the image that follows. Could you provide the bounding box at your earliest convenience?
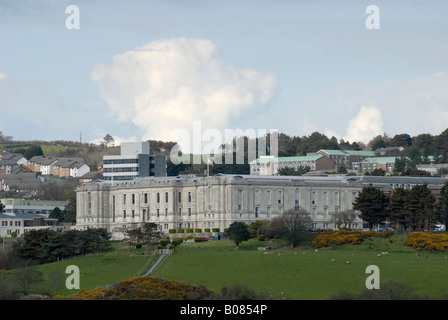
[33,233,448,300]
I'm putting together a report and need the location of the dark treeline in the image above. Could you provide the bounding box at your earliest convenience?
[7,228,112,266]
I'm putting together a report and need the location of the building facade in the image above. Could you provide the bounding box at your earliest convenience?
[103,142,167,181]
[76,174,368,240]
[0,213,58,237]
[250,155,334,175]
[76,174,448,240]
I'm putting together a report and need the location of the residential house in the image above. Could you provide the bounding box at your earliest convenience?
[28,156,58,175]
[0,151,28,174]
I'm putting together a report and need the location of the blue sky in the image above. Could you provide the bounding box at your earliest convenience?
[1,0,447,152]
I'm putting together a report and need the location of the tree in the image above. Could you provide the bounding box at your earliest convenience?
[227,222,250,248]
[12,262,44,296]
[24,144,44,159]
[353,186,389,230]
[277,165,310,176]
[406,184,436,231]
[141,222,163,248]
[330,209,358,230]
[103,134,115,148]
[62,190,76,223]
[437,181,448,232]
[371,168,386,176]
[49,207,64,223]
[281,207,312,247]
[388,188,409,231]
[393,156,408,174]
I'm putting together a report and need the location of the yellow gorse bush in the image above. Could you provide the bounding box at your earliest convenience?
[312,230,393,248]
[55,276,215,300]
[405,232,448,252]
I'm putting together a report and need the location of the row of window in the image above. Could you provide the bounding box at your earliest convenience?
[1,220,21,226]
[103,159,139,165]
[120,191,194,205]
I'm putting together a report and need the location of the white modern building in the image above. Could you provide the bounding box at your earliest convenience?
[103,142,167,182]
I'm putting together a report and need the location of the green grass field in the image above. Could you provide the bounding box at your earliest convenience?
[34,243,160,296]
[152,235,448,300]
[30,234,448,299]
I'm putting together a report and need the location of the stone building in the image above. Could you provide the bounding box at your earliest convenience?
[75,174,448,240]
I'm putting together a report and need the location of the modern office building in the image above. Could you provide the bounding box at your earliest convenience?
[102,142,167,181]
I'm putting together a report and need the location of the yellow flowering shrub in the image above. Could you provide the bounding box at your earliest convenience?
[405,232,448,252]
[55,276,216,300]
[312,230,392,248]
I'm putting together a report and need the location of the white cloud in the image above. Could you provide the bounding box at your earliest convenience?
[343,105,384,144]
[91,38,278,153]
[291,72,448,143]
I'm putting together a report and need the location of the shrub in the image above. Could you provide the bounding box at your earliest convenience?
[194,237,203,242]
[171,238,184,246]
[195,229,202,233]
[186,229,194,233]
[184,235,193,241]
[205,228,211,232]
[212,228,220,232]
[257,234,266,241]
[177,229,185,234]
[168,229,176,234]
[159,239,170,247]
[405,232,448,252]
[312,230,393,248]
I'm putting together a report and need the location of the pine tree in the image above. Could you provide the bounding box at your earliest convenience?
[353,186,389,230]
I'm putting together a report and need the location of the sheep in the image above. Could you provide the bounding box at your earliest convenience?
[331,258,336,263]
[346,261,351,264]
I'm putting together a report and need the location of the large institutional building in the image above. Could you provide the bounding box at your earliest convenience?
[75,173,448,240]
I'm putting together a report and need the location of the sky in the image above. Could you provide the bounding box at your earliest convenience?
[1,0,448,154]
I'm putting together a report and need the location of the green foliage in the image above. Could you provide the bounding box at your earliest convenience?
[227,222,250,247]
[353,186,389,229]
[13,228,111,264]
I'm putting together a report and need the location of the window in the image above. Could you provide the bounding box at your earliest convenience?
[123,194,126,205]
[132,210,135,218]
[254,190,259,204]
[255,207,259,218]
[188,192,192,202]
[157,209,159,217]
[178,192,182,203]
[88,192,91,215]
[123,210,126,219]
[267,207,271,218]
[295,188,299,209]
[323,192,327,206]
[266,190,271,205]
[132,194,135,205]
[188,208,191,217]
[238,190,243,212]
[144,193,148,204]
[157,193,160,203]
[278,191,282,204]
[278,207,283,215]
[165,192,169,203]
[334,191,339,207]
[311,191,316,205]
[209,188,213,211]
[179,208,182,216]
